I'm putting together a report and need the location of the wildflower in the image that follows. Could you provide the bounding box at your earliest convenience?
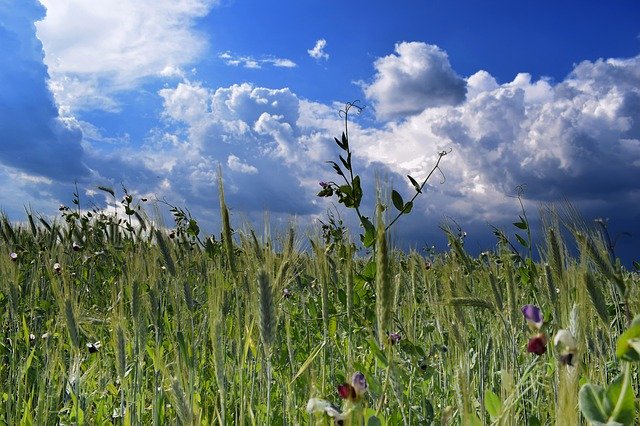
[554,329,577,366]
[9,252,18,262]
[527,333,547,356]
[388,331,401,345]
[53,262,61,273]
[72,242,82,251]
[337,371,368,402]
[521,304,544,330]
[283,288,291,299]
[351,372,368,398]
[29,333,36,343]
[337,383,355,400]
[306,398,344,422]
[317,182,334,197]
[86,341,102,353]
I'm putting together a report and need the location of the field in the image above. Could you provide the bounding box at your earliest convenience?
[0,182,638,425]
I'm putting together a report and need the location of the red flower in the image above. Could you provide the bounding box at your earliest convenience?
[527,334,547,356]
[337,383,355,400]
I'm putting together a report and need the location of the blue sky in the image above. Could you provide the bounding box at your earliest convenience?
[1,0,639,263]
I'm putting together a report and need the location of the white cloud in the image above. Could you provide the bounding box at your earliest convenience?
[364,42,467,120]
[35,0,216,112]
[227,154,258,174]
[308,39,329,61]
[218,51,297,69]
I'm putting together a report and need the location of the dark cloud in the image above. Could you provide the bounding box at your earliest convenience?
[0,1,88,181]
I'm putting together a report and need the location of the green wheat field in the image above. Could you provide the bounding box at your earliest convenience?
[1,177,638,425]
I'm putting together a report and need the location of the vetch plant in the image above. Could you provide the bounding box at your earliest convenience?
[522,304,548,356]
[578,315,640,425]
[554,329,577,366]
[317,100,449,247]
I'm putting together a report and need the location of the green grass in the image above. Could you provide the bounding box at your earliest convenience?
[0,195,638,425]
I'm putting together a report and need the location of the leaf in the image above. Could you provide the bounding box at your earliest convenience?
[361,216,375,248]
[484,390,502,419]
[97,185,115,198]
[578,383,609,424]
[290,341,326,385]
[515,233,529,248]
[326,161,344,177]
[366,337,388,367]
[334,136,346,150]
[604,371,636,425]
[402,201,413,214]
[187,219,200,238]
[391,190,404,212]
[513,221,528,230]
[407,175,422,193]
[361,260,377,281]
[339,155,351,172]
[633,260,640,271]
[341,132,348,150]
[616,316,640,361]
[352,175,363,208]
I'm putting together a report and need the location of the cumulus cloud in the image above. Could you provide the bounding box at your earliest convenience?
[0,0,88,181]
[227,154,258,174]
[352,51,640,263]
[308,39,329,61]
[35,0,216,113]
[364,42,467,120]
[155,81,322,214]
[219,51,297,69]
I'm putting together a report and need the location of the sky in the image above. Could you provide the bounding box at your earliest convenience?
[1,0,639,265]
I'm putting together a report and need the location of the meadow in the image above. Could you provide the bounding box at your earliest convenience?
[1,177,638,425]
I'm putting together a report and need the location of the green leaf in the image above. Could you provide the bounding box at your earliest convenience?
[352,175,363,208]
[484,390,502,419]
[339,155,351,171]
[402,201,413,214]
[579,383,609,423]
[616,316,640,362]
[97,185,115,197]
[391,190,404,212]
[187,219,200,238]
[334,136,346,150]
[327,161,344,177]
[513,221,528,230]
[361,216,375,248]
[362,260,377,281]
[515,233,529,248]
[366,337,388,367]
[341,132,348,150]
[604,371,636,425]
[407,175,422,193]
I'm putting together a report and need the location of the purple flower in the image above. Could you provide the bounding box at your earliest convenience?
[388,332,401,345]
[527,333,547,356]
[521,304,544,330]
[9,252,18,262]
[351,372,368,397]
[337,372,368,402]
[319,181,329,188]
